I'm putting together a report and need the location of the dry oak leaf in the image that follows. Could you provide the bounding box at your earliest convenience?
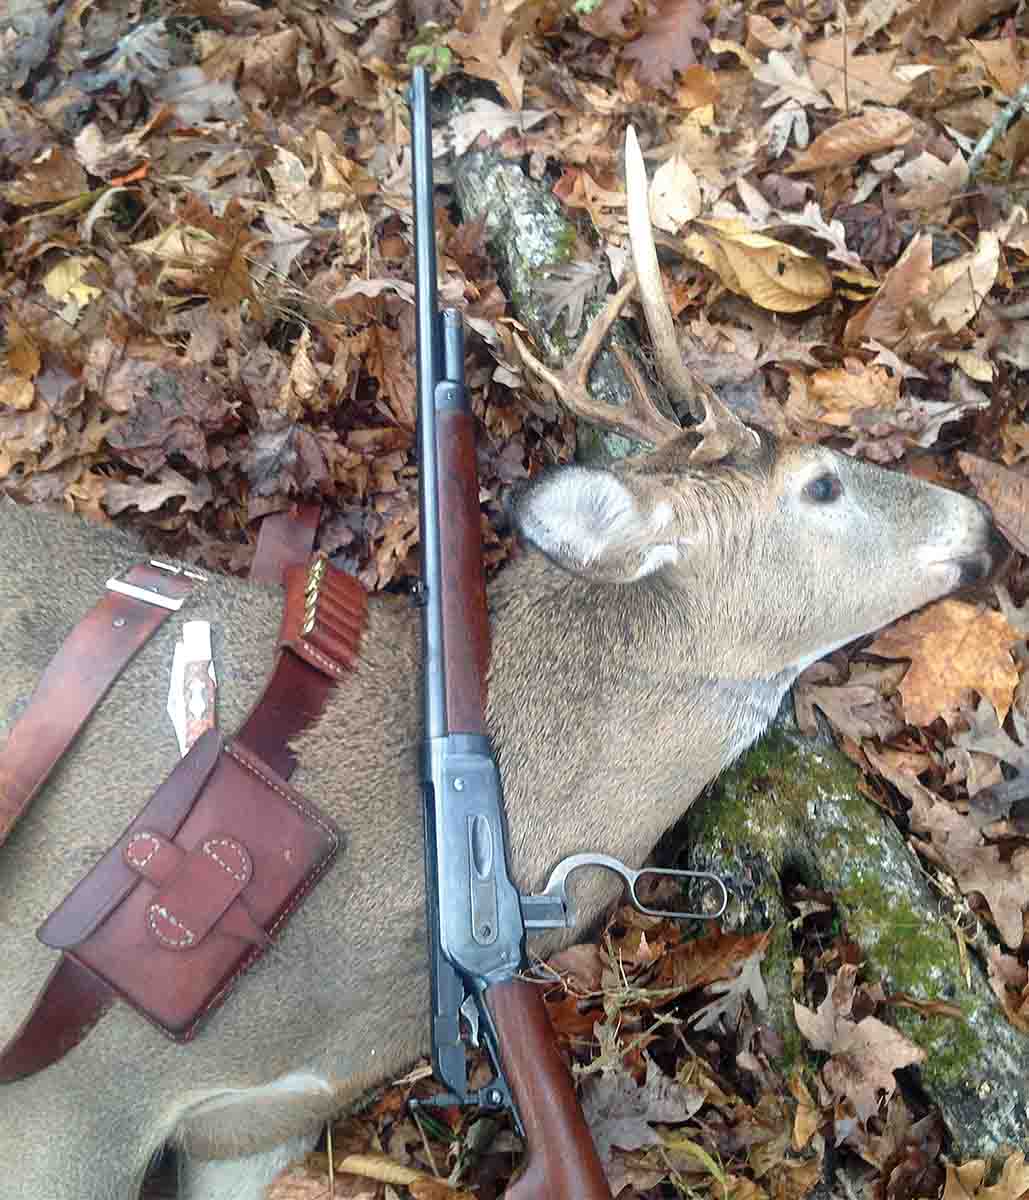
[987,946,1029,1034]
[944,841,1029,949]
[649,152,702,233]
[806,39,922,110]
[622,0,710,91]
[803,361,901,427]
[944,1153,1029,1200]
[867,600,1019,727]
[794,968,924,1124]
[684,219,832,313]
[787,1072,821,1151]
[894,149,969,214]
[958,452,1029,556]
[449,99,549,156]
[786,110,914,173]
[843,233,933,348]
[794,660,906,742]
[0,145,87,205]
[752,51,831,112]
[927,232,1000,335]
[447,0,525,110]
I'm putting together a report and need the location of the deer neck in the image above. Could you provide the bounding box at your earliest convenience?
[486,555,798,891]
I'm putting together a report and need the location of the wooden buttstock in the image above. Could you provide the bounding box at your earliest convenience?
[437,407,491,736]
[485,978,612,1200]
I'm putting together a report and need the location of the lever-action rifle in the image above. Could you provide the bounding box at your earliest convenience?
[408,66,727,1199]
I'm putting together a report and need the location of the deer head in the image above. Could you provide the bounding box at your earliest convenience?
[512,126,1000,686]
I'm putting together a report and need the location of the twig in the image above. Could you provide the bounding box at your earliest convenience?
[967,82,1029,180]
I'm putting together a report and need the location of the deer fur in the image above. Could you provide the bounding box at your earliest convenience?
[0,123,1004,1199]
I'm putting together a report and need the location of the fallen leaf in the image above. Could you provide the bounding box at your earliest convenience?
[580,1057,705,1164]
[987,947,1029,1033]
[795,967,925,1123]
[448,100,549,156]
[927,232,1000,334]
[622,0,710,91]
[786,110,914,173]
[866,600,1019,727]
[844,233,934,347]
[0,145,88,205]
[104,467,213,514]
[649,152,702,232]
[447,0,525,110]
[958,453,1029,556]
[684,220,832,312]
[539,260,606,336]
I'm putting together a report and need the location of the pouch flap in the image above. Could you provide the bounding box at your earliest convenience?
[38,729,224,949]
[127,831,253,950]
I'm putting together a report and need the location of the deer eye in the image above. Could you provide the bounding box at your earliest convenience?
[804,473,842,503]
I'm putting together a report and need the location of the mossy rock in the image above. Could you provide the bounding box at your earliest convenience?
[682,723,1029,1157]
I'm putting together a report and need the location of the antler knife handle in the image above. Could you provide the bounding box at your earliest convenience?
[484,977,612,1200]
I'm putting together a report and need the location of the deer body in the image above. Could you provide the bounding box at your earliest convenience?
[0,425,1000,1199]
[0,121,1004,1198]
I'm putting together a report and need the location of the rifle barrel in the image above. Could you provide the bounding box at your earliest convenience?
[410,67,446,741]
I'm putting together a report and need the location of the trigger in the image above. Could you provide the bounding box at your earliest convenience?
[459,993,480,1047]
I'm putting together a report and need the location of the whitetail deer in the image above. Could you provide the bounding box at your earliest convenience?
[0,125,1001,1200]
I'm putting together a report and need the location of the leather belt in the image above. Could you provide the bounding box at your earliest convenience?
[0,562,201,849]
[0,508,366,1082]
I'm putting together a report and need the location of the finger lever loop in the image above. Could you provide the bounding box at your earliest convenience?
[521,852,728,929]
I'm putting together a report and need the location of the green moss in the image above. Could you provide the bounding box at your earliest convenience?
[899,1009,982,1086]
[828,843,984,1085]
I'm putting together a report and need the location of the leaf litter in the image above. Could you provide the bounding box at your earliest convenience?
[2,0,1029,1193]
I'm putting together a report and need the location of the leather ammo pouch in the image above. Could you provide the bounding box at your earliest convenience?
[35,729,339,1039]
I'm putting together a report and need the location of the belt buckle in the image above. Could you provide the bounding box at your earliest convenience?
[105,560,207,612]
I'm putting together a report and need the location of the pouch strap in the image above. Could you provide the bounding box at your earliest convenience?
[249,506,320,587]
[0,545,366,1083]
[0,956,115,1082]
[0,562,201,850]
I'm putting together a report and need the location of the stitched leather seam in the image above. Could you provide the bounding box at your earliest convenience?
[125,832,160,869]
[224,745,338,841]
[179,845,339,1038]
[202,838,248,882]
[148,903,197,947]
[298,638,346,677]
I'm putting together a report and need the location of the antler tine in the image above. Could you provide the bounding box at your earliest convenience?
[624,125,760,464]
[514,273,682,447]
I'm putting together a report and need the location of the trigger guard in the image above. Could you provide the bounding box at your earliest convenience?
[540,852,728,922]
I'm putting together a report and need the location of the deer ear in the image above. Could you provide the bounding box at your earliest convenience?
[514,467,679,583]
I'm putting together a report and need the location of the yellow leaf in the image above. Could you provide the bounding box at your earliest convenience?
[0,374,35,410]
[867,600,1019,727]
[685,222,832,312]
[42,257,102,307]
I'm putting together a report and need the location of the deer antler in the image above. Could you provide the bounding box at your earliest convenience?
[513,273,682,447]
[515,127,759,462]
[624,126,760,465]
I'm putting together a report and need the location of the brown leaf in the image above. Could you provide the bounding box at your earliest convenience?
[580,1056,705,1163]
[945,1153,1029,1200]
[447,0,525,110]
[794,660,906,741]
[786,110,914,173]
[844,234,933,348]
[787,1073,821,1150]
[987,946,1029,1033]
[796,969,925,1123]
[958,453,1029,556]
[0,145,88,204]
[622,0,710,91]
[104,467,213,515]
[866,600,1019,727]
